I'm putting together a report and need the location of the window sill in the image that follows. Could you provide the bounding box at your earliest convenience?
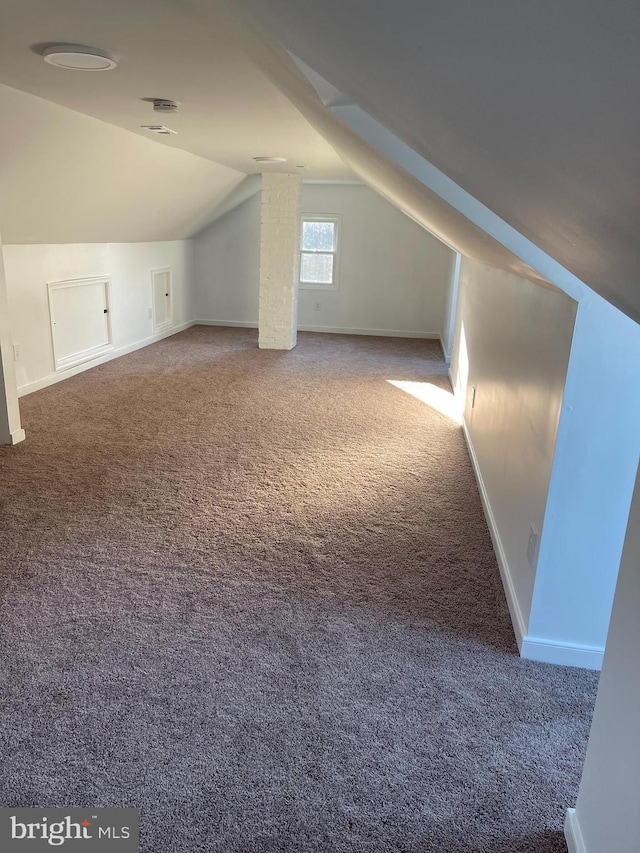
[299,282,339,292]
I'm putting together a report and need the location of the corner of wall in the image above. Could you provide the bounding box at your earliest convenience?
[564,809,588,853]
[521,637,603,670]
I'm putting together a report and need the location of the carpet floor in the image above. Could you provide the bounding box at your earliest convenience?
[0,327,597,852]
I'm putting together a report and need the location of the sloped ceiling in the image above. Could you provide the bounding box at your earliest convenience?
[0,84,244,244]
[227,0,640,323]
[198,11,550,286]
[1,0,638,324]
[0,0,350,179]
[0,0,352,244]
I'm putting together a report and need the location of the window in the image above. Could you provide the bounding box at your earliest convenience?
[299,215,340,289]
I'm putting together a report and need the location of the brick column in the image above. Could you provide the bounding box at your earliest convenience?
[258,173,302,350]
[0,229,24,446]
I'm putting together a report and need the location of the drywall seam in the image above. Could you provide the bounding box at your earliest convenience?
[18,321,194,397]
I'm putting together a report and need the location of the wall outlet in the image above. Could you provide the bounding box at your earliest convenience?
[527,524,539,569]
[148,307,153,320]
[471,385,477,408]
[314,300,321,312]
[13,344,21,361]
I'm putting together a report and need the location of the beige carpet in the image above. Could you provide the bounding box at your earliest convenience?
[0,326,597,852]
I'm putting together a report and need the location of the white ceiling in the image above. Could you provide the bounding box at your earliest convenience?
[232,0,640,323]
[0,83,245,244]
[0,0,352,180]
[2,0,638,323]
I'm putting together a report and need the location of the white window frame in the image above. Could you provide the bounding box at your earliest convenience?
[299,213,341,291]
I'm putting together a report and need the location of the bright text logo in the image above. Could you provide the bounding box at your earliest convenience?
[1,808,138,851]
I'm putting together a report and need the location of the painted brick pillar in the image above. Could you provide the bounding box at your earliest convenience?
[258,173,302,350]
[0,230,24,446]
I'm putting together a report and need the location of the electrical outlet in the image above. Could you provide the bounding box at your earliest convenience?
[471,385,477,408]
[527,524,539,569]
[314,301,321,312]
[13,344,21,361]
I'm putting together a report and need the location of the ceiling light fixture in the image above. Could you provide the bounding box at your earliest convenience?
[42,44,117,71]
[252,156,287,164]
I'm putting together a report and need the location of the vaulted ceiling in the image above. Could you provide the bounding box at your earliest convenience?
[0,0,352,243]
[0,0,350,179]
[229,0,640,322]
[0,0,638,322]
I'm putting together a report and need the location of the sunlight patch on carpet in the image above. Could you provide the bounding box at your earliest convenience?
[387,380,463,424]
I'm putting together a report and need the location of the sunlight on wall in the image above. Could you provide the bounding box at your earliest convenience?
[387,380,463,424]
[454,321,469,402]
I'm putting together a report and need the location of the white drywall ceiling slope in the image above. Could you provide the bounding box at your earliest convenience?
[229,0,640,324]
[0,84,244,244]
[0,0,351,181]
[195,0,549,286]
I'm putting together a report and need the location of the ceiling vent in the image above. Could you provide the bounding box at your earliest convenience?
[141,125,177,135]
[152,99,179,114]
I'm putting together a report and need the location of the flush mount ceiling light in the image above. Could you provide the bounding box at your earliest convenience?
[42,44,117,71]
[252,156,287,164]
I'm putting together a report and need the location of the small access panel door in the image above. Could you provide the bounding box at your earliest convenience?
[152,268,172,332]
[48,276,113,371]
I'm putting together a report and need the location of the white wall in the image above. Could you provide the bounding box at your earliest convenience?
[565,460,640,853]
[451,256,640,669]
[3,241,194,395]
[194,183,454,338]
[297,184,452,336]
[526,289,640,664]
[440,253,461,362]
[450,257,577,638]
[194,192,261,325]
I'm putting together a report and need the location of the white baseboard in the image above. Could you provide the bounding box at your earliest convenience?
[461,419,527,650]
[18,321,194,397]
[565,808,588,853]
[10,427,26,445]
[193,319,257,328]
[297,324,439,339]
[522,636,603,670]
[14,320,443,399]
[439,336,452,364]
[194,319,439,340]
[461,418,603,670]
